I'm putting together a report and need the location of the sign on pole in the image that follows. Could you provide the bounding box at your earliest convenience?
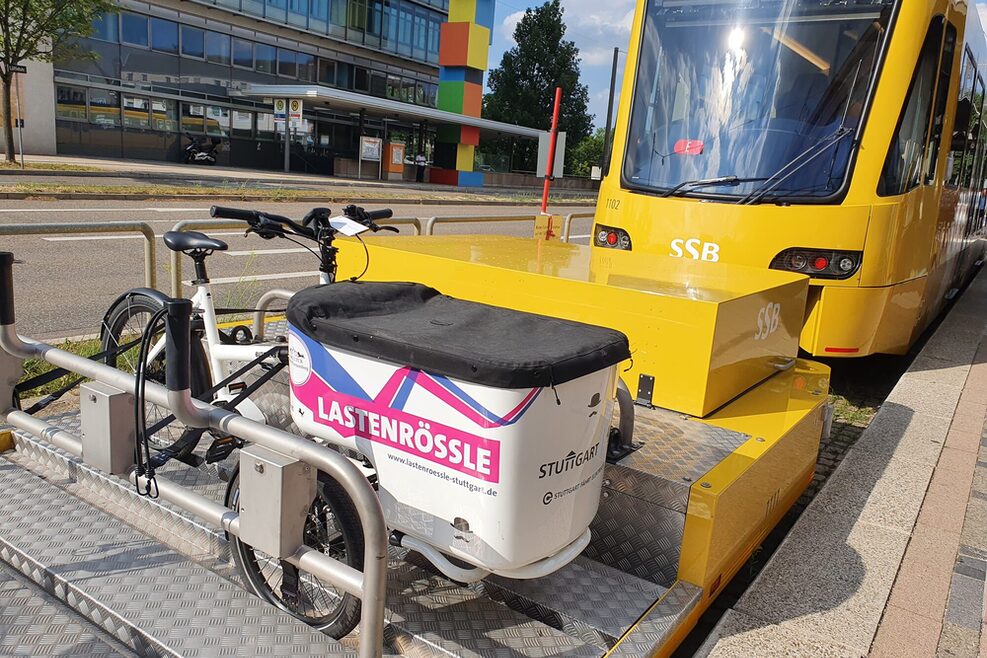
[273,98,287,124]
[288,99,303,127]
[536,131,566,179]
[8,64,27,74]
[358,136,383,180]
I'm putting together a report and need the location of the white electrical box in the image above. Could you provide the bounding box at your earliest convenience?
[238,444,316,559]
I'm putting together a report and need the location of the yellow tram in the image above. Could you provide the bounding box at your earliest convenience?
[594,0,987,357]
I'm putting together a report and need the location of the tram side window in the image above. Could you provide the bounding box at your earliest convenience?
[879,18,944,197]
[925,23,957,182]
[948,51,977,187]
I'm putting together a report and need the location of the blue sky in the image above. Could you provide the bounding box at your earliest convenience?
[486,0,637,130]
[485,1,987,131]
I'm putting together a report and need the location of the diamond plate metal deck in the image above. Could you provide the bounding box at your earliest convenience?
[0,458,355,657]
[481,556,666,650]
[605,581,702,657]
[585,489,684,587]
[608,406,749,513]
[385,551,599,658]
[0,560,135,657]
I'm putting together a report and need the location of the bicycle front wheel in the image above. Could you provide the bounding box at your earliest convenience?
[226,466,365,637]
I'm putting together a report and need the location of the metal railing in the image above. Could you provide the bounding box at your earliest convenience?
[422,212,594,243]
[0,222,157,289]
[0,251,387,658]
[168,217,422,297]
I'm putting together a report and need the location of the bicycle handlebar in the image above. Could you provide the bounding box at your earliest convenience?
[366,209,393,221]
[210,206,261,222]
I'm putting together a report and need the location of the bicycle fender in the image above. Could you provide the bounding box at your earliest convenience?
[99,287,173,341]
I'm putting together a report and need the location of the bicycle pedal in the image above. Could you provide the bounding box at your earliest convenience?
[204,435,244,463]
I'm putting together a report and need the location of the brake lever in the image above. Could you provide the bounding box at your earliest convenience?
[379,226,400,233]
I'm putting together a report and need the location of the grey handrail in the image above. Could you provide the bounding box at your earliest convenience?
[252,289,294,340]
[168,217,422,297]
[423,214,539,236]
[562,211,595,243]
[0,324,388,658]
[0,222,157,289]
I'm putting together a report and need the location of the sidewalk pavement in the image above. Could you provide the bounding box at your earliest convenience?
[4,154,597,198]
[698,269,987,658]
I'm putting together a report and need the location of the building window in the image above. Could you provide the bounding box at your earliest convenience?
[398,8,412,46]
[181,26,205,59]
[233,39,254,68]
[182,103,206,132]
[354,66,369,92]
[330,0,347,27]
[383,2,398,45]
[297,52,315,81]
[370,71,387,97]
[206,106,230,136]
[121,12,149,47]
[56,85,87,121]
[91,13,119,42]
[413,10,426,51]
[318,58,336,85]
[150,18,179,54]
[151,98,179,131]
[123,95,150,128]
[257,113,277,140]
[89,89,121,126]
[255,44,276,74]
[311,0,328,23]
[232,110,254,138]
[426,16,440,61]
[278,48,297,77]
[205,32,231,65]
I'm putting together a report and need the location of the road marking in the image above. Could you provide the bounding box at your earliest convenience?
[224,248,311,256]
[43,231,245,242]
[191,271,319,286]
[0,207,211,213]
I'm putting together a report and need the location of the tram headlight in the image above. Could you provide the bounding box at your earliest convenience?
[770,248,862,280]
[594,224,633,251]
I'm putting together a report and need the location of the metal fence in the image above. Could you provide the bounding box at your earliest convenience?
[0,222,157,289]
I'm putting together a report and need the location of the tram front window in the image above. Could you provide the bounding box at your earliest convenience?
[623,0,894,202]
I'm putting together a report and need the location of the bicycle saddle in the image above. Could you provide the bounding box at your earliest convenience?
[163,231,229,253]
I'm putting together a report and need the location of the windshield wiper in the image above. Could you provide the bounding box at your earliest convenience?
[661,175,758,198]
[736,127,855,205]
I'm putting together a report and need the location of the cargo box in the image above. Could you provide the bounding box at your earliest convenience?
[285,281,628,572]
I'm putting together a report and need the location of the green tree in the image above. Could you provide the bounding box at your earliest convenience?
[569,127,605,177]
[482,0,593,173]
[0,0,111,163]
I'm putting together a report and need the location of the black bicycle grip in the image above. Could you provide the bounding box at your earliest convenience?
[0,252,14,326]
[164,299,192,392]
[366,209,393,221]
[210,206,259,222]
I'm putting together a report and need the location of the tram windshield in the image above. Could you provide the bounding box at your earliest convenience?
[623,0,895,202]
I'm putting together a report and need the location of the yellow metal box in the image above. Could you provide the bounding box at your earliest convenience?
[338,236,808,417]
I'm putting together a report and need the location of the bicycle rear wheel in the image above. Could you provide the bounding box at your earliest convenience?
[226,466,365,637]
[100,292,211,450]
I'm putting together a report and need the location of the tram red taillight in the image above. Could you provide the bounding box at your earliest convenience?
[594,224,633,251]
[770,249,862,280]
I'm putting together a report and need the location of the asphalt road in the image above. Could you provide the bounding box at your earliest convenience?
[0,199,594,339]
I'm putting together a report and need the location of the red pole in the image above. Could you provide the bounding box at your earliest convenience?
[541,86,563,216]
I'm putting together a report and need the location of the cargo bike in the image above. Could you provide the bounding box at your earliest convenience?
[97,204,631,637]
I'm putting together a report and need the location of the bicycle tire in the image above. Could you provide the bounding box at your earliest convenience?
[100,292,211,450]
[226,466,364,637]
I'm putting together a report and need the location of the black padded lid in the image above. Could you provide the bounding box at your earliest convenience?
[287,281,631,389]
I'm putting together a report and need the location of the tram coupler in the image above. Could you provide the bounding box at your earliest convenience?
[238,443,315,559]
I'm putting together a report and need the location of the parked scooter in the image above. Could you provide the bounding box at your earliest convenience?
[183,132,220,165]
